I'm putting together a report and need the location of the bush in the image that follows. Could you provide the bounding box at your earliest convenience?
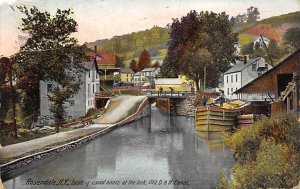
[220,116,300,188]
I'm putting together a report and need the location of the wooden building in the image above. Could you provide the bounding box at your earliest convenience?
[234,49,300,120]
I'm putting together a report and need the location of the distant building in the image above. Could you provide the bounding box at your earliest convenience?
[223,57,272,99]
[40,59,100,123]
[120,68,134,83]
[87,50,120,92]
[253,35,271,48]
[154,75,193,92]
[133,68,160,86]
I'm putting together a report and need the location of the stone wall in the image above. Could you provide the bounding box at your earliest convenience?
[176,95,196,117]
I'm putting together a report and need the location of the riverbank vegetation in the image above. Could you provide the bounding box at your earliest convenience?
[218,116,300,188]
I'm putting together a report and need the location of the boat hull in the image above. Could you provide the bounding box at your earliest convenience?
[195,106,238,132]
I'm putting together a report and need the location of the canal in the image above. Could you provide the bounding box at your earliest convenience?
[3,106,234,189]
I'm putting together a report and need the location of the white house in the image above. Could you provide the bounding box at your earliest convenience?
[133,68,160,86]
[223,57,272,99]
[253,36,271,48]
[39,59,100,124]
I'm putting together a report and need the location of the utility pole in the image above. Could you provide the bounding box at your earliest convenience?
[204,66,207,91]
[260,34,274,67]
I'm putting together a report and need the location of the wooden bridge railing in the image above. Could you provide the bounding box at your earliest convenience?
[147,90,196,98]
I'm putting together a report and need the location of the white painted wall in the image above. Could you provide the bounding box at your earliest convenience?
[224,72,242,99]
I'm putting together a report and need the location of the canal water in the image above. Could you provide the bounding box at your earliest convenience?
[3,106,234,189]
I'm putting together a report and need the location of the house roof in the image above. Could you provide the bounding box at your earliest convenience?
[77,60,95,70]
[133,72,141,76]
[121,68,134,74]
[97,52,116,66]
[141,68,157,72]
[234,48,300,94]
[155,78,184,85]
[224,57,261,74]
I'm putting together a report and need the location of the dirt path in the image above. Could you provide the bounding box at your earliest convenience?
[95,95,145,124]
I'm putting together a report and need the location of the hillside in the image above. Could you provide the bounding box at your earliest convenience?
[86,11,300,67]
[86,26,169,62]
[238,11,300,44]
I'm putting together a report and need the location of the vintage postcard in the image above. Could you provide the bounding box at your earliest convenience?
[0,0,300,188]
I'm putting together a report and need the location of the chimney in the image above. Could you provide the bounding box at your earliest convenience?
[94,45,97,52]
[244,55,247,64]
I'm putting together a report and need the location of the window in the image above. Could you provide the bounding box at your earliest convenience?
[231,75,233,82]
[236,88,237,91]
[227,76,228,83]
[88,70,91,78]
[265,64,268,69]
[127,74,129,77]
[227,88,229,95]
[95,71,98,79]
[231,88,233,92]
[252,64,256,71]
[236,74,238,82]
[93,84,95,93]
[47,84,53,93]
[69,100,75,106]
[88,84,91,97]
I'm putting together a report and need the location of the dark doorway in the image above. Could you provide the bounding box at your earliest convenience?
[277,74,293,97]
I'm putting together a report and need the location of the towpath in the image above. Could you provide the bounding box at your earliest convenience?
[0,96,146,163]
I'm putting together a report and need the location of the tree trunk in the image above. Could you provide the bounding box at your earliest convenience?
[194,78,200,92]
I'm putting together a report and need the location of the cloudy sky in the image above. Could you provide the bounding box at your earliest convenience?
[0,0,299,56]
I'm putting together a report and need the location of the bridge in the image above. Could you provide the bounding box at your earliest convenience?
[146,91,195,98]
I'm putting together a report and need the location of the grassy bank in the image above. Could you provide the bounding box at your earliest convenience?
[217,116,300,188]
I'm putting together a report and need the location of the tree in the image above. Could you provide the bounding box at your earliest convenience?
[160,56,177,78]
[241,42,254,55]
[181,48,213,91]
[283,27,300,49]
[235,14,247,24]
[115,55,125,68]
[246,6,260,23]
[129,59,139,73]
[14,6,84,132]
[138,50,151,71]
[268,39,284,61]
[163,10,237,89]
[152,61,160,68]
[0,58,9,85]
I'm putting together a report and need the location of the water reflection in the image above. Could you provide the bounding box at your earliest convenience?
[4,107,234,189]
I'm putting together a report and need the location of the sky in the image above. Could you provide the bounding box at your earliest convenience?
[0,0,299,56]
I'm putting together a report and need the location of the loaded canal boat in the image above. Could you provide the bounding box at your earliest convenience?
[195,106,239,132]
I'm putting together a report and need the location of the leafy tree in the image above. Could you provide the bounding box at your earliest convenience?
[152,61,160,68]
[235,14,247,24]
[14,6,84,132]
[241,42,254,55]
[138,49,151,71]
[0,57,9,85]
[181,48,212,90]
[229,16,236,25]
[163,10,237,89]
[129,59,139,73]
[268,39,285,61]
[160,56,177,78]
[283,27,300,49]
[246,6,260,23]
[115,55,125,68]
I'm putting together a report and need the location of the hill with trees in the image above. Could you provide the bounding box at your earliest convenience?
[86,26,169,63]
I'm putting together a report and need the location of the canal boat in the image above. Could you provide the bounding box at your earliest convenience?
[195,106,239,132]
